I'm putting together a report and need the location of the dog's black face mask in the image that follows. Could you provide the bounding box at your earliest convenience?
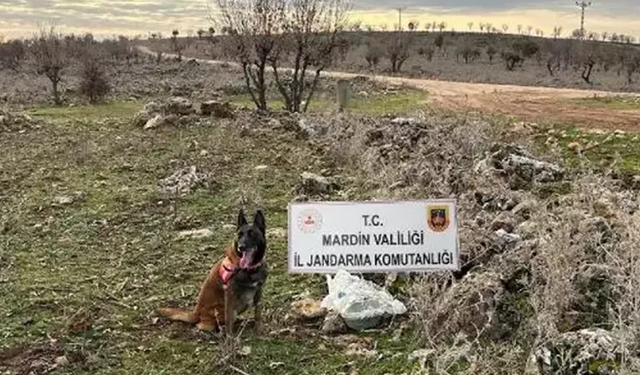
[235,210,266,268]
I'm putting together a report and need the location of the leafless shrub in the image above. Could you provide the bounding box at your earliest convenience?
[456,40,481,64]
[485,45,497,63]
[365,43,384,70]
[386,36,411,73]
[29,25,69,106]
[624,51,640,84]
[417,45,435,62]
[0,40,26,72]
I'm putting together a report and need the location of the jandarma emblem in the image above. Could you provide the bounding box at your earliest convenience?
[427,205,450,232]
[297,209,323,233]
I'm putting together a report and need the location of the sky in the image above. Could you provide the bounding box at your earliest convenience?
[0,0,638,40]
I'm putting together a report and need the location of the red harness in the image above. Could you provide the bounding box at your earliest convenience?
[219,257,262,285]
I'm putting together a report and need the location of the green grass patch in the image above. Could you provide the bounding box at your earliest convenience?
[27,101,142,121]
[534,124,640,173]
[226,89,428,116]
[567,95,640,110]
[0,105,420,374]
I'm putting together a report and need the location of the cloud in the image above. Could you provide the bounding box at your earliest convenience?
[0,0,638,39]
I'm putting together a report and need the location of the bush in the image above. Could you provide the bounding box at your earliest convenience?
[365,43,384,69]
[79,55,111,104]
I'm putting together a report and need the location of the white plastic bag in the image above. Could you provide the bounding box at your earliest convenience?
[320,270,407,330]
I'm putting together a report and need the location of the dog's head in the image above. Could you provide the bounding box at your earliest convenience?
[234,209,267,269]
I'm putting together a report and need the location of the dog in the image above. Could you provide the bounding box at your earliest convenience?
[156,209,268,336]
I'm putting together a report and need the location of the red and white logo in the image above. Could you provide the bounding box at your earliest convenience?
[297,209,323,233]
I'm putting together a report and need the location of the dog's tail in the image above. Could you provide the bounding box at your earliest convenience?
[156,307,198,324]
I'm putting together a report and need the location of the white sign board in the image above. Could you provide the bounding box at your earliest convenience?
[287,200,459,274]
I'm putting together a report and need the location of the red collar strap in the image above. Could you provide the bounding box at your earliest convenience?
[219,256,263,285]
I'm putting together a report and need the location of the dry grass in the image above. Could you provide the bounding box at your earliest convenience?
[304,110,640,374]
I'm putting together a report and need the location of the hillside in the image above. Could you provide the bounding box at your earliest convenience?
[144,30,640,93]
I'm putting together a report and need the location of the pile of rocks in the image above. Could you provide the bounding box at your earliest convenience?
[0,109,40,133]
[133,96,235,130]
[159,166,213,196]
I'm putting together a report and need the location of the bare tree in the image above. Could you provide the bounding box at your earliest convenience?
[365,43,383,70]
[30,26,69,106]
[484,23,493,33]
[467,22,474,31]
[502,24,509,33]
[170,29,185,61]
[197,29,205,40]
[272,0,351,112]
[214,0,284,111]
[437,21,447,32]
[517,24,522,34]
[213,0,350,113]
[386,37,410,72]
[553,26,563,39]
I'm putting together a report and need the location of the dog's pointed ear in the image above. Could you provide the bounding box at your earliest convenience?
[237,209,248,228]
[253,210,266,235]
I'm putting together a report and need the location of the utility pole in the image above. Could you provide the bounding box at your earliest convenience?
[396,7,405,33]
[575,1,591,40]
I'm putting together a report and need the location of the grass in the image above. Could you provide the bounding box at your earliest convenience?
[0,101,420,375]
[567,95,640,111]
[533,123,640,173]
[226,89,428,116]
[26,101,142,121]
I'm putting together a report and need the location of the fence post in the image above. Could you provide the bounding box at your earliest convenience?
[336,79,351,112]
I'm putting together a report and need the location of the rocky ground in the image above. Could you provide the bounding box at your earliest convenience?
[2,58,640,374]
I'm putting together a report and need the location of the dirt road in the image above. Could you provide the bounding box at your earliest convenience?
[138,46,640,131]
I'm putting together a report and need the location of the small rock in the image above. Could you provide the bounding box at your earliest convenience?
[344,343,378,358]
[177,228,213,239]
[132,111,152,127]
[200,100,234,118]
[54,356,69,367]
[143,114,165,130]
[322,311,348,334]
[516,221,537,240]
[358,91,370,97]
[290,299,327,322]
[490,212,516,233]
[298,118,319,138]
[593,198,615,219]
[200,149,209,157]
[567,141,582,154]
[254,165,268,171]
[390,117,419,125]
[298,172,332,195]
[238,346,252,356]
[165,97,195,116]
[408,349,433,366]
[267,227,287,239]
[495,229,521,248]
[22,316,35,325]
[269,362,285,369]
[222,224,235,231]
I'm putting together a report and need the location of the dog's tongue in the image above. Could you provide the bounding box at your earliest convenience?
[239,248,256,269]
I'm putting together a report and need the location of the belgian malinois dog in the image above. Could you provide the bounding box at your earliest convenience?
[156,209,268,336]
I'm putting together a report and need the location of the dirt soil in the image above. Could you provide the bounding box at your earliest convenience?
[138,46,640,131]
